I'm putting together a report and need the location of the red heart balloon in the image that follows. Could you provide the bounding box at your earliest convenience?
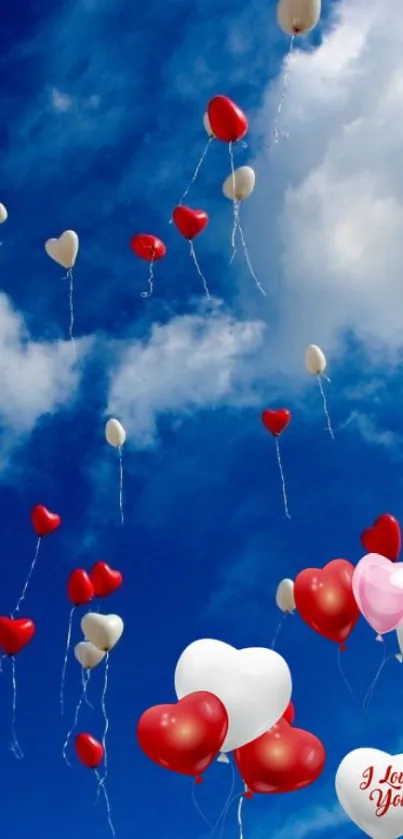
[282,701,295,725]
[137,691,228,778]
[234,718,325,794]
[67,569,94,606]
[261,409,291,437]
[31,504,61,537]
[75,732,104,769]
[294,559,360,648]
[172,206,209,240]
[361,514,401,562]
[130,233,166,262]
[90,562,123,598]
[0,617,35,655]
[207,95,248,143]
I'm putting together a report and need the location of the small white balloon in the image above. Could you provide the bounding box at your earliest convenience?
[203,112,214,138]
[81,613,124,652]
[305,344,327,375]
[0,203,8,223]
[74,641,106,669]
[275,579,295,613]
[105,418,126,448]
[277,0,321,35]
[45,230,79,269]
[222,166,255,201]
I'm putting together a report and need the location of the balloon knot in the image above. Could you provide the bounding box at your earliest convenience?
[375,634,383,643]
[243,790,253,799]
[339,643,346,652]
[194,776,203,785]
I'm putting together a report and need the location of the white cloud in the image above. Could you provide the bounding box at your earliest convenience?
[107,310,266,447]
[50,88,73,112]
[341,411,398,449]
[247,0,403,370]
[0,293,85,435]
[266,803,348,839]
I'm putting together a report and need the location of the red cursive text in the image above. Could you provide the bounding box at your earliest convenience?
[360,764,403,818]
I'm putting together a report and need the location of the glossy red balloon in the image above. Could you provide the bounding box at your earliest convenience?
[67,569,94,607]
[0,617,36,656]
[75,733,104,769]
[207,96,248,143]
[261,409,291,437]
[137,691,228,778]
[172,206,209,240]
[234,718,325,794]
[90,562,123,598]
[282,701,295,725]
[361,514,401,562]
[31,504,61,537]
[130,234,166,262]
[294,559,360,648]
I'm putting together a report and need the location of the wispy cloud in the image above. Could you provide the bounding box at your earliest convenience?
[265,802,348,839]
[341,411,399,449]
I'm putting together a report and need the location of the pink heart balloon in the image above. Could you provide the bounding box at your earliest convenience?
[352,553,403,635]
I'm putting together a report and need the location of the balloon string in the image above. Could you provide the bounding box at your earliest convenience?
[191,782,213,829]
[228,142,239,262]
[237,791,245,839]
[62,668,91,766]
[118,446,124,525]
[9,657,23,760]
[97,653,110,791]
[140,260,154,298]
[270,613,288,649]
[82,666,94,708]
[317,375,335,440]
[178,137,213,207]
[12,537,41,616]
[207,758,236,839]
[94,770,116,838]
[275,438,291,519]
[60,606,75,718]
[363,643,392,710]
[67,268,76,350]
[235,212,266,296]
[189,241,211,299]
[271,35,294,145]
[337,646,358,702]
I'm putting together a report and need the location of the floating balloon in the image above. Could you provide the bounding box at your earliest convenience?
[75,733,115,837]
[0,617,35,760]
[294,559,360,649]
[277,0,321,35]
[207,96,248,143]
[90,563,123,598]
[353,553,403,638]
[60,570,95,719]
[74,641,106,670]
[335,747,403,839]
[222,166,255,201]
[45,231,79,343]
[361,515,401,562]
[174,639,292,753]
[304,345,334,439]
[105,419,126,524]
[282,701,295,725]
[13,505,61,617]
[130,233,167,298]
[276,579,295,613]
[172,206,211,298]
[137,692,228,779]
[261,410,292,519]
[234,718,325,794]
[0,203,8,223]
[203,112,214,138]
[81,613,124,652]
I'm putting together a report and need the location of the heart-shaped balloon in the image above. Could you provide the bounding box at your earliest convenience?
[130,233,166,262]
[81,613,124,652]
[45,230,79,270]
[361,515,401,562]
[174,639,292,753]
[89,562,122,598]
[294,559,360,647]
[172,206,209,240]
[75,732,104,769]
[207,95,248,143]
[261,409,291,437]
[282,701,295,725]
[74,641,106,669]
[137,691,229,777]
[353,553,403,635]
[234,718,325,794]
[31,504,61,537]
[0,617,36,655]
[336,747,403,839]
[67,569,94,606]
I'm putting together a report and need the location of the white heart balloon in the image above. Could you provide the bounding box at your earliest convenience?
[275,578,295,613]
[174,638,292,752]
[336,748,403,839]
[45,230,79,269]
[81,613,124,652]
[74,641,106,669]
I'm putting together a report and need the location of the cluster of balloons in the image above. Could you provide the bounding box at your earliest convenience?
[137,639,326,796]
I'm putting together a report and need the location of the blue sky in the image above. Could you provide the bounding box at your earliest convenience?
[1,0,403,837]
